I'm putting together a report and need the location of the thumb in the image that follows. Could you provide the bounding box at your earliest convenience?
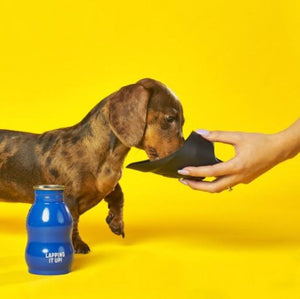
[196,129,240,145]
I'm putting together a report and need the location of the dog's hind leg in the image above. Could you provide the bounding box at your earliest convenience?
[104,184,125,238]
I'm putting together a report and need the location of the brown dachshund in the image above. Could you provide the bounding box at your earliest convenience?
[0,78,184,253]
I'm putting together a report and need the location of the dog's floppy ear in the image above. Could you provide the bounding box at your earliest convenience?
[108,84,150,148]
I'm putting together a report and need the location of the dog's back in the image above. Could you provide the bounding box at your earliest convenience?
[0,130,43,202]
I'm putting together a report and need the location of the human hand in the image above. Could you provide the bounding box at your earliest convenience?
[178,129,290,193]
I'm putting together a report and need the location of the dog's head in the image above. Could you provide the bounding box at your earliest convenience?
[108,78,184,160]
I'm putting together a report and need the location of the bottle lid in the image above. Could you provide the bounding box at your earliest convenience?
[33,185,65,191]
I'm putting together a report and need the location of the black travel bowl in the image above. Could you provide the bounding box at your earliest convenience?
[126,131,221,181]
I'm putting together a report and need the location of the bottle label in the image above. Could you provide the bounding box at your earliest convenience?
[45,252,66,264]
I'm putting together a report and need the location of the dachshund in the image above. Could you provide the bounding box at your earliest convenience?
[0,78,185,253]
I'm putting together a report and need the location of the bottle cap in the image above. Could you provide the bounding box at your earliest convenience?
[33,185,65,191]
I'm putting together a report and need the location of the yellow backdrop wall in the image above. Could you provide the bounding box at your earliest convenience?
[0,0,299,298]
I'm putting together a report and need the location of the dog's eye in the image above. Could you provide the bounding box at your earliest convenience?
[166,116,175,123]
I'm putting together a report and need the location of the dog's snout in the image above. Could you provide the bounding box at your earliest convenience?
[146,147,159,161]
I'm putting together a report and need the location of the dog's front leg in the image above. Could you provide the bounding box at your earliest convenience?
[72,216,91,254]
[105,184,125,238]
[64,197,91,254]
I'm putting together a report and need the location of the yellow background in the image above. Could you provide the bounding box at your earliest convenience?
[0,0,300,298]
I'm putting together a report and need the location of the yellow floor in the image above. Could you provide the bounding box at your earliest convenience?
[1,160,300,299]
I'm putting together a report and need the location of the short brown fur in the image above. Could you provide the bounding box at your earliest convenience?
[0,78,184,253]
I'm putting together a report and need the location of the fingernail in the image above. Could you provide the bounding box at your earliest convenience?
[196,129,210,136]
[178,169,190,175]
[179,179,188,185]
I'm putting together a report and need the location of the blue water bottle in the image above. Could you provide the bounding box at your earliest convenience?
[25,185,74,275]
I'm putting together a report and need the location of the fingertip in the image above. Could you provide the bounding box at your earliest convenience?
[179,179,188,185]
[179,166,208,177]
[196,129,210,136]
[183,179,205,191]
[177,169,190,175]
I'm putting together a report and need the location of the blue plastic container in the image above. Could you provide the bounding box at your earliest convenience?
[25,185,74,275]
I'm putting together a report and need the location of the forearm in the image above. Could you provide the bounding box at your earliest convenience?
[274,118,300,162]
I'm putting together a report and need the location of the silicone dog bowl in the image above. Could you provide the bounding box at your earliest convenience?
[126,131,221,181]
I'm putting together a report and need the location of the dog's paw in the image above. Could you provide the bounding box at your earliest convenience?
[73,238,91,254]
[106,212,125,238]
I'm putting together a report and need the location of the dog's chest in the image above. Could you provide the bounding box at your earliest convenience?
[95,166,122,197]
[76,168,121,215]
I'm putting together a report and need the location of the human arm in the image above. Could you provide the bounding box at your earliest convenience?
[178,118,300,193]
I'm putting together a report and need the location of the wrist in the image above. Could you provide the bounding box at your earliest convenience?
[273,122,300,161]
[269,133,289,164]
